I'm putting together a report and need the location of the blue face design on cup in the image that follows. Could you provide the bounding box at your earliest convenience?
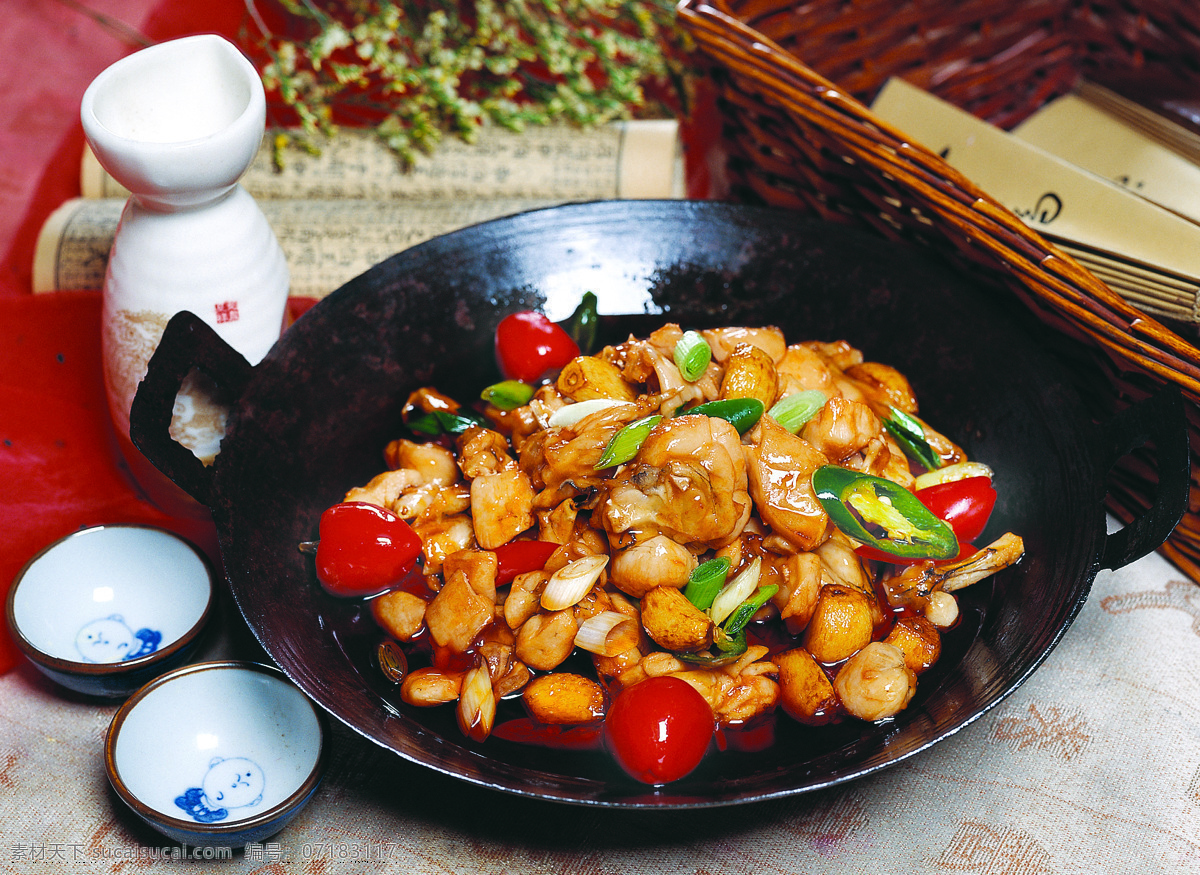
[74,615,162,663]
[175,757,266,823]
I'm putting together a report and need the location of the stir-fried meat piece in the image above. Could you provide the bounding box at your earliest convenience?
[457,425,518,478]
[844,362,918,415]
[800,395,883,463]
[801,339,864,371]
[670,646,781,725]
[882,532,1026,615]
[774,343,843,398]
[470,467,536,549]
[532,401,647,506]
[834,641,916,721]
[743,415,830,551]
[608,533,697,597]
[384,438,459,484]
[424,549,497,652]
[763,550,821,635]
[515,609,578,671]
[702,326,787,364]
[412,514,474,577]
[598,415,752,552]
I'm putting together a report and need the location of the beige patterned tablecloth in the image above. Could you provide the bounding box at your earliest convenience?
[3,543,1199,875]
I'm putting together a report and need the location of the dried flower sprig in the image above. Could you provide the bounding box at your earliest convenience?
[246,0,692,165]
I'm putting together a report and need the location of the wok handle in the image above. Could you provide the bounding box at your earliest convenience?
[1093,385,1189,571]
[128,311,253,508]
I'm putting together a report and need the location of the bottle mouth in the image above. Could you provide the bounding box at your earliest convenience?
[84,35,258,146]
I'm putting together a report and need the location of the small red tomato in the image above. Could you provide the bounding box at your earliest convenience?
[605,676,715,785]
[314,502,422,598]
[915,476,997,545]
[493,540,560,586]
[495,311,580,383]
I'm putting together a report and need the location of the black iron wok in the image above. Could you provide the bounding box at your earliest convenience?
[129,201,1188,808]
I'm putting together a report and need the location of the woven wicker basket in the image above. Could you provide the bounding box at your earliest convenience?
[676,0,1200,579]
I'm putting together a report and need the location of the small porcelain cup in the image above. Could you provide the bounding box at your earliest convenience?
[105,661,328,848]
[5,525,215,698]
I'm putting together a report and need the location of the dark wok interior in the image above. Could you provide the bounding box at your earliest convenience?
[202,201,1109,807]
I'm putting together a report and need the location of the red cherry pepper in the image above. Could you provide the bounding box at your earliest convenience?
[493,540,560,586]
[605,676,715,785]
[914,476,997,545]
[314,502,423,598]
[495,311,580,383]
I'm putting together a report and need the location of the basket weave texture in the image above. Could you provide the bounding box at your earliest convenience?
[676,0,1200,579]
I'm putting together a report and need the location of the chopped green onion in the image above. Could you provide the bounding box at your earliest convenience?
[595,415,662,469]
[768,390,827,433]
[708,556,762,625]
[677,637,747,667]
[683,557,731,611]
[408,409,487,437]
[713,627,748,654]
[884,407,941,471]
[564,291,599,355]
[673,331,711,382]
[676,398,764,435]
[722,585,779,638]
[480,379,535,411]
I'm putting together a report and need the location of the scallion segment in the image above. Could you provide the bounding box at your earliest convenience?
[673,330,712,382]
[683,557,731,611]
[768,390,827,433]
[595,415,662,469]
[480,379,535,411]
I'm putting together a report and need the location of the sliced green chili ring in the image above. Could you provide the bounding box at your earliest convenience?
[676,398,764,435]
[407,409,487,437]
[595,415,662,469]
[884,407,941,471]
[768,390,827,433]
[722,584,779,638]
[480,379,535,410]
[564,291,599,354]
[812,465,959,560]
[683,557,731,611]
[673,330,712,382]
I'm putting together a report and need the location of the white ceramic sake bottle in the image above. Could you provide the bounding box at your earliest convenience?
[81,34,289,515]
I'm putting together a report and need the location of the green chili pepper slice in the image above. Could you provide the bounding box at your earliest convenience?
[564,291,599,355]
[480,379,535,410]
[811,465,959,560]
[676,398,764,435]
[883,407,941,471]
[595,415,662,469]
[683,557,730,611]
